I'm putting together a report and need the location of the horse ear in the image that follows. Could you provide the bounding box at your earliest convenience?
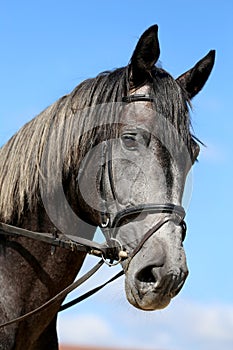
[176,50,216,99]
[130,25,160,87]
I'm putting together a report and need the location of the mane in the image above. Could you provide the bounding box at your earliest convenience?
[0,65,191,223]
[151,67,192,157]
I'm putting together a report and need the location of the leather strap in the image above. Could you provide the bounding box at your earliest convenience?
[59,269,124,312]
[111,203,185,229]
[124,215,186,271]
[130,217,176,260]
[122,94,154,103]
[0,260,104,329]
[0,222,109,258]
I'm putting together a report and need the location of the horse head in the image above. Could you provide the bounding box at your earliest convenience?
[0,24,216,349]
[76,25,215,310]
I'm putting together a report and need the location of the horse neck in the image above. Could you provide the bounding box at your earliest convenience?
[11,204,96,295]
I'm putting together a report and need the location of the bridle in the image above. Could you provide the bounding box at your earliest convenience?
[98,93,186,265]
[0,93,187,328]
[99,203,186,268]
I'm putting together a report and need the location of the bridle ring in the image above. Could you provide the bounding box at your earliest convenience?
[101,238,124,266]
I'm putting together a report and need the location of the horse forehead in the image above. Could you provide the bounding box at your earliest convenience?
[130,84,151,95]
[121,106,154,128]
[121,85,155,127]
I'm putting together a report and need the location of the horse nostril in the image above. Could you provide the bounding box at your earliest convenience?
[136,266,157,283]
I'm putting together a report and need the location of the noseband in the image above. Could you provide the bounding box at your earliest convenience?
[99,93,187,265]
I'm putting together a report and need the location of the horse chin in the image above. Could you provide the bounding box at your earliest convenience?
[125,279,171,311]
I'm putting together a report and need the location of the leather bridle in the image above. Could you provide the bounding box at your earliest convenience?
[0,93,187,328]
[98,94,187,264]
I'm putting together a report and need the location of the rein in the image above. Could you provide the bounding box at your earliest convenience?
[0,222,125,329]
[0,93,187,329]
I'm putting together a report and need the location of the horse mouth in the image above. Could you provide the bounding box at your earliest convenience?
[125,269,188,311]
[126,283,171,311]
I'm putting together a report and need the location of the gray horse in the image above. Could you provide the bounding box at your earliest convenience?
[0,25,215,349]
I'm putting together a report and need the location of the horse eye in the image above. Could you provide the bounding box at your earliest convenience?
[122,134,138,149]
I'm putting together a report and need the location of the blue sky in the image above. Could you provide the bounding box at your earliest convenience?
[1,1,233,349]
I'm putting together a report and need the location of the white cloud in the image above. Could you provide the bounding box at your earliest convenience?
[176,300,233,346]
[57,257,233,349]
[58,297,233,350]
[58,314,116,347]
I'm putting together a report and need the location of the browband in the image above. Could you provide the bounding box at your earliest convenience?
[122,94,154,103]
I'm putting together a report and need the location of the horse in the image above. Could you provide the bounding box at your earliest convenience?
[0,25,215,349]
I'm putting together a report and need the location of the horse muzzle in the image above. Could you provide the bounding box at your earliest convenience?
[127,266,188,310]
[122,218,189,311]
